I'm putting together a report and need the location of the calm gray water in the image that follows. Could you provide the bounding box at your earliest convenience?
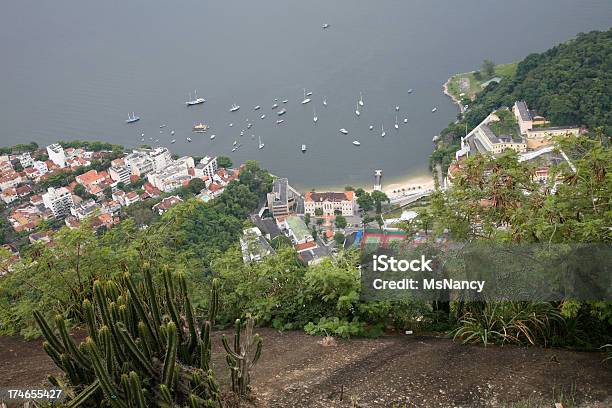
[1,0,611,189]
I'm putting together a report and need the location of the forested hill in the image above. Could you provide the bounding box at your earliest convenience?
[432,28,611,170]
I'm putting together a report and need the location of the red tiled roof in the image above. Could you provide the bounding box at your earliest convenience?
[294,241,317,252]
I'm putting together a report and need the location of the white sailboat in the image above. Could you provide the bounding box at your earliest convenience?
[254,105,261,110]
[186,90,205,106]
[323,97,327,107]
[355,101,360,117]
[126,112,140,123]
[313,107,318,123]
[359,92,364,107]
[258,135,265,149]
[381,124,386,137]
[260,114,266,119]
[301,88,311,104]
[276,119,284,124]
[230,104,240,112]
[339,128,348,134]
[395,105,400,111]
[395,116,399,130]
[432,107,438,113]
[352,140,361,146]
[272,103,279,109]
[369,125,374,131]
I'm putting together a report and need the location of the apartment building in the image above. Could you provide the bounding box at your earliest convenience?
[42,187,74,218]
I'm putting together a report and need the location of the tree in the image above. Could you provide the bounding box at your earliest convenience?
[316,218,324,226]
[371,191,390,214]
[335,215,347,229]
[311,227,318,241]
[355,188,366,198]
[73,184,94,200]
[334,232,345,246]
[482,59,496,77]
[217,156,233,168]
[304,213,311,226]
[103,186,113,199]
[344,185,355,191]
[314,208,323,217]
[357,192,374,212]
[188,177,207,194]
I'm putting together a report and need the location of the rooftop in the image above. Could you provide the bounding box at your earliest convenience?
[305,191,354,203]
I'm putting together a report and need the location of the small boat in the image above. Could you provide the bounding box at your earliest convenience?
[381,124,386,137]
[186,90,205,106]
[272,103,279,109]
[355,101,361,117]
[126,112,140,123]
[210,134,216,140]
[408,88,413,94]
[141,133,145,137]
[403,118,408,124]
[432,107,438,113]
[230,104,240,112]
[313,107,318,123]
[247,123,253,129]
[141,138,145,142]
[240,130,244,136]
[233,140,237,146]
[232,143,242,152]
[193,122,209,132]
[282,99,288,104]
[186,137,192,142]
[159,124,167,128]
[229,123,233,127]
[323,97,327,106]
[352,140,361,146]
[339,128,348,134]
[322,23,330,29]
[306,91,313,97]
[301,144,307,152]
[258,135,265,149]
[369,125,374,131]
[395,116,399,130]
[170,139,176,144]
[277,108,287,116]
[276,119,284,124]
[254,105,261,110]
[395,106,400,111]
[260,114,266,119]
[170,130,175,135]
[301,89,311,104]
[359,92,364,107]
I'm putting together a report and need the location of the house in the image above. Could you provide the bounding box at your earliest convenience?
[142,182,161,198]
[152,195,183,215]
[194,156,218,178]
[9,205,44,232]
[124,191,140,206]
[70,199,99,220]
[240,227,274,263]
[75,169,106,187]
[1,188,17,204]
[280,215,314,245]
[304,191,355,217]
[0,171,24,191]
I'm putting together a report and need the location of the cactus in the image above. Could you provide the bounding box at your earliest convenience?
[221,315,263,397]
[34,272,222,407]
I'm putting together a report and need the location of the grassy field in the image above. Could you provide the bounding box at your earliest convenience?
[446,62,518,102]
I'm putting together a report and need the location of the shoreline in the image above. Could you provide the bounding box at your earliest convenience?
[442,72,471,114]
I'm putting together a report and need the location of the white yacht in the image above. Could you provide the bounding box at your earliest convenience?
[260,114,266,119]
[395,106,400,111]
[277,108,287,116]
[322,23,330,29]
[210,134,216,140]
[186,137,192,142]
[186,91,205,106]
[404,118,408,124]
[233,140,237,146]
[352,140,361,146]
[276,119,284,124]
[301,144,307,152]
[359,92,364,107]
[339,128,348,134]
[272,103,279,109]
[282,99,289,104]
[258,135,265,149]
[369,125,374,130]
[432,107,438,113]
[170,130,175,135]
[230,104,240,112]
[301,89,311,104]
[306,91,313,97]
[229,123,233,127]
[408,88,413,94]
[170,139,176,144]
[254,105,261,111]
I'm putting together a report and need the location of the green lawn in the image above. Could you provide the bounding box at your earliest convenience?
[446,62,517,102]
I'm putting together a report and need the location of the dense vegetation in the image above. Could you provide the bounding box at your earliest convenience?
[432,28,612,171]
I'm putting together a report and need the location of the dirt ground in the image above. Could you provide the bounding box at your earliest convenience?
[1,328,611,407]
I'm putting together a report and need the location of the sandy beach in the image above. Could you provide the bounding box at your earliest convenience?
[382,174,435,197]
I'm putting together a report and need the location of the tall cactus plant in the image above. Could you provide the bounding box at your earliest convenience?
[34,269,222,407]
[221,315,263,397]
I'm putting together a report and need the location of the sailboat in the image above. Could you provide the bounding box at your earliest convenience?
[313,107,318,123]
[170,139,176,144]
[339,128,348,134]
[230,104,240,112]
[355,101,360,117]
[301,144,307,152]
[301,89,311,104]
[272,103,279,109]
[126,112,140,123]
[277,108,287,116]
[276,119,284,124]
[323,97,327,107]
[186,90,205,106]
[395,105,400,111]
[369,125,374,131]
[260,114,266,119]
[258,135,265,149]
[359,92,364,107]
[381,124,386,137]
[395,116,399,130]
[432,107,438,113]
[352,140,361,146]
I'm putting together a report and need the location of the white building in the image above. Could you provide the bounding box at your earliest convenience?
[42,187,74,218]
[150,147,173,172]
[194,156,218,179]
[33,161,49,175]
[46,144,66,168]
[240,227,273,263]
[17,152,34,168]
[108,166,132,185]
[304,191,356,217]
